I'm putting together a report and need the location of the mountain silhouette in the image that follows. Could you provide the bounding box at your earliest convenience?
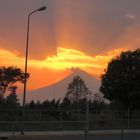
[25,69,100,102]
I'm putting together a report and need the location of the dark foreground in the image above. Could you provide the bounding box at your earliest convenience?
[7,134,140,140]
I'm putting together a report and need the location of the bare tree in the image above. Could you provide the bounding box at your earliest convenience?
[66,76,92,103]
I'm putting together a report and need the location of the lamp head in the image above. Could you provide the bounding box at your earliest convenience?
[37,6,46,11]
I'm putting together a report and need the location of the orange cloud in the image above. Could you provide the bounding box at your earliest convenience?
[42,47,125,76]
[0,47,125,90]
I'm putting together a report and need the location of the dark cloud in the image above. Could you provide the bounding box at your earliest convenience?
[0,0,140,59]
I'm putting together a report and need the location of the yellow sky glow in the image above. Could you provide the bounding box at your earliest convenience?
[0,46,125,90]
[0,46,125,74]
[42,47,125,76]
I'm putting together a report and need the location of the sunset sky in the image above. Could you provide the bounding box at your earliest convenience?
[0,0,140,91]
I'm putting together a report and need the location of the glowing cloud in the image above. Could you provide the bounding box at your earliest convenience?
[0,48,43,68]
[0,47,125,77]
[0,46,125,90]
[42,47,125,76]
[125,14,135,20]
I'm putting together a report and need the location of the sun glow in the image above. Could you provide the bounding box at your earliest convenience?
[0,46,125,90]
[0,47,125,77]
[42,47,125,76]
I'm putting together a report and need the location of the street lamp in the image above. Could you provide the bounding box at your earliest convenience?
[21,6,46,135]
[85,90,90,140]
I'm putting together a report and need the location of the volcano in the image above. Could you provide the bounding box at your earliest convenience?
[25,69,100,102]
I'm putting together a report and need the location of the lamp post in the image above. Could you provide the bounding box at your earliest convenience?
[84,90,90,140]
[21,6,46,135]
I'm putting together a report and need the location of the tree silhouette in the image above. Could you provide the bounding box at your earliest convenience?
[100,49,140,109]
[66,75,92,103]
[28,100,36,109]
[0,66,29,97]
[6,86,20,108]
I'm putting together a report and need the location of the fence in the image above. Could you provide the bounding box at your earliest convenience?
[0,109,140,132]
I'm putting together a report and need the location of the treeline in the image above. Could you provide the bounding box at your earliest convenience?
[0,66,107,111]
[0,91,108,112]
[26,97,108,111]
[0,92,20,109]
[0,48,140,111]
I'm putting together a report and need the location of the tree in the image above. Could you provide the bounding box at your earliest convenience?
[60,97,71,110]
[0,95,6,108]
[100,49,140,109]
[6,86,20,108]
[66,75,92,103]
[0,66,29,97]
[28,100,36,109]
